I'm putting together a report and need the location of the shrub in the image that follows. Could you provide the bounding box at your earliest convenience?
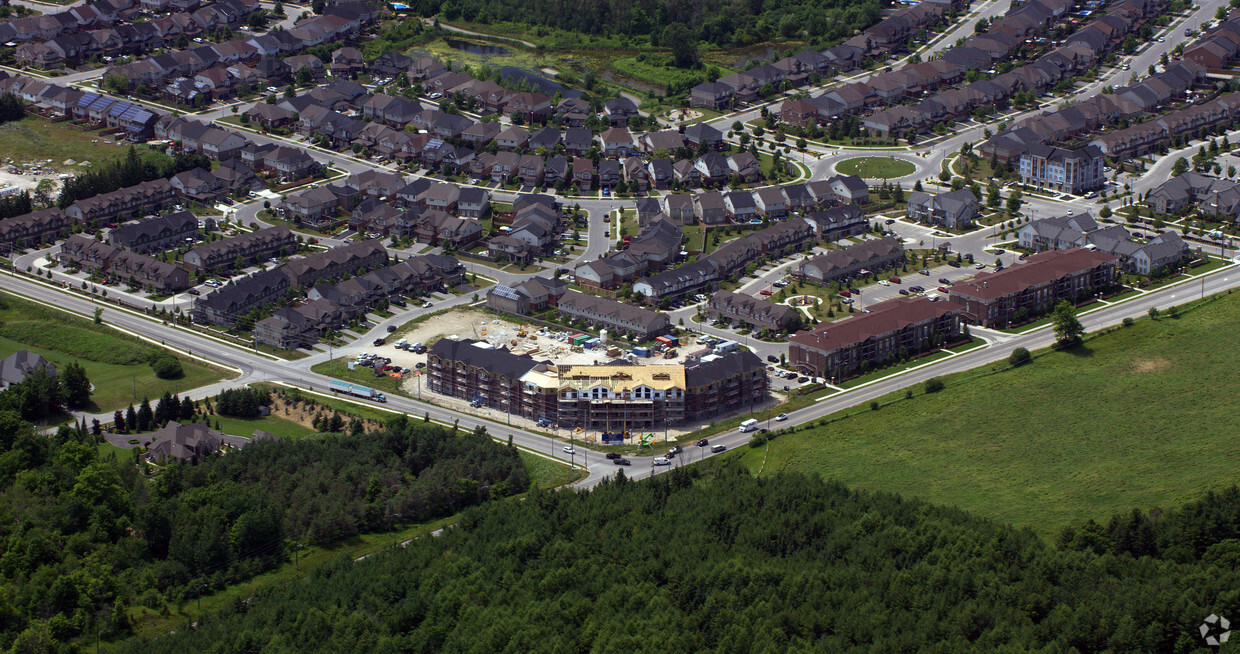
[151,354,183,379]
[869,400,880,411]
[924,377,945,393]
[1008,347,1031,367]
[1122,317,1134,327]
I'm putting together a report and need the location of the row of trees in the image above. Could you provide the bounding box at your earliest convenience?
[429,0,885,50]
[124,463,1240,653]
[56,147,210,209]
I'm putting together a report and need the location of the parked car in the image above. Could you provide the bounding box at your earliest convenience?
[797,376,809,383]
[1019,252,1030,259]
[885,218,895,224]
[760,289,773,295]
[187,289,200,295]
[947,260,961,268]
[919,269,930,276]
[386,325,397,333]
[993,248,1005,254]
[767,355,779,363]
[890,276,901,284]
[939,286,950,293]
[899,289,910,295]
[975,262,986,269]
[390,298,406,307]
[878,280,890,286]
[373,338,385,346]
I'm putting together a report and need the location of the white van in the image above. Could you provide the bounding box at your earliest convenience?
[653,457,671,466]
[740,419,758,433]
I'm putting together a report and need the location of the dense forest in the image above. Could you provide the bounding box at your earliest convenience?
[419,0,886,48]
[123,464,1240,653]
[0,412,526,652]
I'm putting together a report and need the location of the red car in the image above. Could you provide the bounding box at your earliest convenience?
[889,276,902,284]
[839,290,851,298]
[760,289,773,295]
[938,286,949,293]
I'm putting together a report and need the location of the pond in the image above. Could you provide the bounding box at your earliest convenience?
[444,38,510,56]
[499,66,581,99]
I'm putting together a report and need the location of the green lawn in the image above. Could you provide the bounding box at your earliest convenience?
[0,294,231,414]
[742,291,1240,539]
[209,414,316,440]
[834,156,916,179]
[610,56,733,92]
[519,450,582,489]
[0,117,131,172]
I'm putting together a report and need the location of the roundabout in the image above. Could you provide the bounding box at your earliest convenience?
[832,156,918,179]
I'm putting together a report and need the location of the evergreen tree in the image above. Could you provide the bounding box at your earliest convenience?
[137,397,153,432]
[126,404,137,432]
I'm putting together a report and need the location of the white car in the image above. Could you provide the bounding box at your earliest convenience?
[775,413,788,421]
[878,280,891,286]
[974,262,986,269]
[562,445,575,454]
[422,301,433,308]
[428,92,443,100]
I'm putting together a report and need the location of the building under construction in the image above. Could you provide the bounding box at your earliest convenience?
[427,338,768,431]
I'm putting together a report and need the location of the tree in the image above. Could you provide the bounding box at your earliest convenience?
[60,362,91,409]
[1172,157,1189,177]
[914,179,923,192]
[1008,347,1031,366]
[113,410,125,433]
[137,397,153,432]
[1100,205,1112,219]
[151,355,183,380]
[924,377,945,393]
[126,404,138,432]
[296,66,314,86]
[663,23,699,68]
[1051,300,1084,346]
[180,396,196,421]
[103,74,129,95]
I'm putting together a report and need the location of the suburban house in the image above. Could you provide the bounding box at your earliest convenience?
[706,290,802,332]
[905,188,980,229]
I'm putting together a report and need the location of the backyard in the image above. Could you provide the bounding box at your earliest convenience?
[740,291,1240,539]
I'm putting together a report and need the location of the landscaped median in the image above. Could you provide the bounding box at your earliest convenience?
[833,156,917,179]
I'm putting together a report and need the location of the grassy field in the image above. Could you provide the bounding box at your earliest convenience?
[740,291,1240,538]
[209,414,316,440]
[834,156,917,179]
[0,117,130,172]
[519,450,582,489]
[610,56,734,92]
[0,294,231,414]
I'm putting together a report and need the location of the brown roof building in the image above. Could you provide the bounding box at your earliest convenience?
[789,296,965,379]
[947,248,1118,327]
